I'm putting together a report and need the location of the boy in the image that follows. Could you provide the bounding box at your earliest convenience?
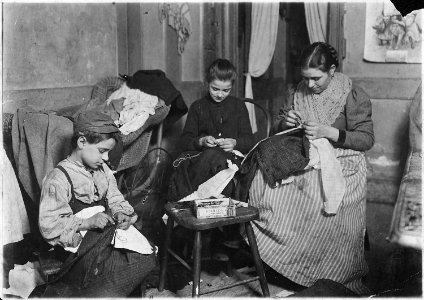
[39,111,155,297]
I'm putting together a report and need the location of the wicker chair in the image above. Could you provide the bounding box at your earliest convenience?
[90,76,171,200]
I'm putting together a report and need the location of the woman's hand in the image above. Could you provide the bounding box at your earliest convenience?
[303,121,339,142]
[113,212,137,230]
[285,110,303,127]
[81,212,115,231]
[217,138,236,151]
[199,136,217,148]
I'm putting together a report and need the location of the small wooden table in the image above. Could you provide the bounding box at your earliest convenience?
[158,201,270,297]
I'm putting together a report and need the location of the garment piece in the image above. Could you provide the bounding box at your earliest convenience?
[308,139,346,215]
[39,159,134,247]
[125,69,188,124]
[43,226,156,298]
[274,82,374,151]
[12,108,74,202]
[107,83,159,135]
[256,131,309,187]
[63,206,106,253]
[181,94,255,154]
[236,129,309,203]
[1,147,30,245]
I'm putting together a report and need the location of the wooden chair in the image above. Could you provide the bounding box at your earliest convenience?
[158,202,270,297]
[243,98,271,139]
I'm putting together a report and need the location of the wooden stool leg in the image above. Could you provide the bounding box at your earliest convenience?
[245,222,270,297]
[192,231,202,297]
[158,217,174,291]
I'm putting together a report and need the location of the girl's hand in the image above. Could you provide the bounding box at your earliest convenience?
[217,138,236,151]
[303,121,339,142]
[285,110,303,127]
[113,212,136,230]
[199,136,217,148]
[85,212,115,230]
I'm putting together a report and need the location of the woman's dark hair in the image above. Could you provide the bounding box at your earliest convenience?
[70,130,119,149]
[299,42,339,72]
[206,58,237,83]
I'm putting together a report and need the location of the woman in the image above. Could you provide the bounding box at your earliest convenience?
[39,111,156,297]
[249,42,374,295]
[169,58,254,201]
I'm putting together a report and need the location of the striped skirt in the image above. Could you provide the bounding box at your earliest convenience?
[248,149,369,295]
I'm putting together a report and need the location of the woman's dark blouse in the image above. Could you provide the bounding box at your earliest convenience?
[181,95,254,153]
[273,85,374,151]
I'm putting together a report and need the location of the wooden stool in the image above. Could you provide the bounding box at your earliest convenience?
[158,202,270,297]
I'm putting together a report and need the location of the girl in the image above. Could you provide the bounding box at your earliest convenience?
[169,58,254,202]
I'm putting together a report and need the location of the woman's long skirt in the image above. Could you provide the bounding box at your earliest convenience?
[248,149,369,295]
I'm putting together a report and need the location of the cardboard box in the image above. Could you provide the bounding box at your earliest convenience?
[194,198,236,219]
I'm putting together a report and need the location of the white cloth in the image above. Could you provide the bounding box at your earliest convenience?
[64,206,105,253]
[114,226,154,255]
[308,138,346,214]
[178,160,239,202]
[107,83,158,135]
[3,261,45,299]
[304,2,328,43]
[245,2,279,133]
[1,148,30,245]
[64,205,153,254]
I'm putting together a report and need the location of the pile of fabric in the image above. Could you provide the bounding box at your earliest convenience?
[11,70,187,202]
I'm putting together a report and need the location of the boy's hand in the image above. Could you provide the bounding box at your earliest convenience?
[85,212,115,230]
[113,212,137,230]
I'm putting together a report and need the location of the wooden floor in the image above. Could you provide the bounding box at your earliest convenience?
[145,267,295,298]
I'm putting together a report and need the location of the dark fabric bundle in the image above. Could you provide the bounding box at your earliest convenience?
[236,130,309,202]
[43,225,156,297]
[126,69,188,124]
[256,131,310,187]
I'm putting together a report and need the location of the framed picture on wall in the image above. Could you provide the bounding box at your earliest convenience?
[364,0,422,63]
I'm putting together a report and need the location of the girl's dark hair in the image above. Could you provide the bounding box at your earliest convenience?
[70,130,119,149]
[299,42,339,72]
[206,59,237,83]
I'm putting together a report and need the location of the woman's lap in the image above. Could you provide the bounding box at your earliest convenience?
[248,161,368,293]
